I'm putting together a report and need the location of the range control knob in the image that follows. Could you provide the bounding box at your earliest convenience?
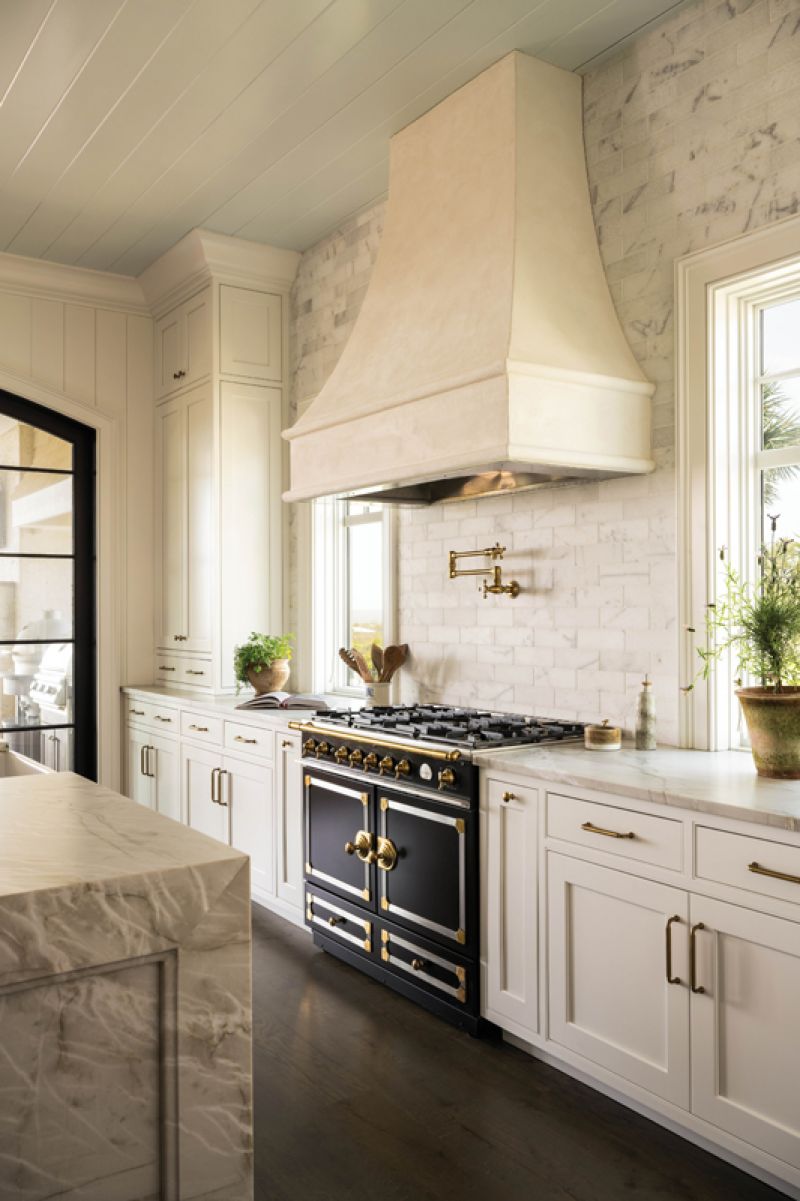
[349,749,364,767]
[363,752,379,771]
[378,755,395,776]
[395,759,411,780]
[303,739,317,756]
[315,742,331,759]
[334,745,349,763]
[437,768,456,791]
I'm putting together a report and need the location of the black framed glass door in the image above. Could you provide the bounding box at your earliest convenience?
[0,390,95,778]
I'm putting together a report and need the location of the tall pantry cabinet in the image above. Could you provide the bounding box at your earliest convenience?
[141,232,299,693]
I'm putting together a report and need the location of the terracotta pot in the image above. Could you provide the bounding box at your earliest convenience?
[736,686,800,779]
[246,658,290,695]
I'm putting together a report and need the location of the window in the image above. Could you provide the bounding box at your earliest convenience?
[678,218,800,749]
[0,390,95,776]
[312,498,396,694]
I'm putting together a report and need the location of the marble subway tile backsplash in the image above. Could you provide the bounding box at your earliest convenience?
[289,0,800,746]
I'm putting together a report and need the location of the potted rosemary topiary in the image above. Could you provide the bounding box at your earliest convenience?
[689,532,800,778]
[233,632,293,695]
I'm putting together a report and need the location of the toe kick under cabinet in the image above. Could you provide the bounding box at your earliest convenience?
[123,692,305,927]
[481,768,800,1198]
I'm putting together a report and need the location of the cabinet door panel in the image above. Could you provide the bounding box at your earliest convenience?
[184,387,213,652]
[155,308,182,398]
[125,726,153,810]
[185,744,227,844]
[548,854,689,1107]
[691,895,800,1169]
[484,779,538,1035]
[225,754,274,898]
[156,399,185,648]
[219,286,281,381]
[184,289,211,385]
[151,733,181,824]
[276,734,303,911]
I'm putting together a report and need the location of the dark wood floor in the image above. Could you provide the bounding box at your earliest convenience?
[251,905,785,1201]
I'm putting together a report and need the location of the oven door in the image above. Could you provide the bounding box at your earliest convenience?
[376,789,474,952]
[304,769,375,906]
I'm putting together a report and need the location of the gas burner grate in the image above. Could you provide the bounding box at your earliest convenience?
[319,705,584,749]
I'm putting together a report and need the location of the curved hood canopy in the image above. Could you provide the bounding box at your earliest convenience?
[284,51,654,505]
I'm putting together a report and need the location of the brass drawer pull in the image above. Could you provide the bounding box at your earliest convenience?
[327,915,345,928]
[158,665,176,672]
[581,820,635,840]
[666,915,681,985]
[130,708,145,716]
[501,791,516,803]
[690,922,705,994]
[234,734,257,744]
[155,715,172,722]
[189,724,209,732]
[748,861,800,886]
[186,669,205,676]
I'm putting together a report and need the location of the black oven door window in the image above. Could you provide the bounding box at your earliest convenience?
[305,771,375,905]
[377,792,470,949]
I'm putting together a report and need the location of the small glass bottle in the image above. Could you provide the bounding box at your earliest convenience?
[635,675,656,750]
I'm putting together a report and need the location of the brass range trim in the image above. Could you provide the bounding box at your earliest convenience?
[288,720,462,762]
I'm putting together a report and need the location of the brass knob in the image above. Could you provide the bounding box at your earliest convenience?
[303,739,317,755]
[334,745,349,763]
[502,791,515,803]
[395,759,411,779]
[379,755,395,776]
[411,958,425,971]
[315,742,331,758]
[349,749,364,767]
[363,752,379,771]
[438,768,456,790]
[375,836,398,872]
[344,830,372,860]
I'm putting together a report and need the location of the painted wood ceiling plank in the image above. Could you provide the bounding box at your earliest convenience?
[0,0,56,103]
[108,0,477,275]
[270,158,390,251]
[0,0,127,188]
[76,0,413,273]
[8,0,264,261]
[41,0,337,269]
[0,0,195,250]
[543,0,691,70]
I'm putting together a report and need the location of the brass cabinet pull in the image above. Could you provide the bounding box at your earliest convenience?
[186,669,205,676]
[140,744,148,777]
[749,860,800,886]
[155,715,172,722]
[281,739,292,748]
[581,820,636,840]
[375,836,398,872]
[210,766,220,803]
[217,769,229,807]
[189,724,208,733]
[690,922,705,994]
[234,734,258,744]
[158,665,176,672]
[501,791,515,803]
[130,708,145,716]
[666,915,681,985]
[327,915,345,928]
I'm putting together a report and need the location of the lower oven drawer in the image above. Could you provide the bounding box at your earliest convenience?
[306,888,373,957]
[380,926,469,1007]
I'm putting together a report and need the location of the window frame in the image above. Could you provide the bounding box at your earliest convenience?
[311,496,397,697]
[677,214,800,750]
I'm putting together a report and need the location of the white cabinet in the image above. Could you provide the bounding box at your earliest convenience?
[547,853,690,1108]
[226,754,274,898]
[156,385,213,654]
[690,895,800,1171]
[275,733,303,913]
[124,725,180,823]
[154,287,211,399]
[185,743,228,843]
[482,777,539,1037]
[125,724,154,809]
[219,286,281,381]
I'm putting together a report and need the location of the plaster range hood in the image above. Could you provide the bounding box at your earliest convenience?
[283,51,655,506]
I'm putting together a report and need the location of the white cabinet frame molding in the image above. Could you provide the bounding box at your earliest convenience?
[676,212,800,749]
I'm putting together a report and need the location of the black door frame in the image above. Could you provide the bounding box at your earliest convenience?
[0,389,96,780]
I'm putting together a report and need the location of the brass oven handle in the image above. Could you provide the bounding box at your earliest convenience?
[287,720,462,762]
[690,922,705,994]
[749,861,800,886]
[375,836,398,872]
[666,915,681,985]
[581,821,636,840]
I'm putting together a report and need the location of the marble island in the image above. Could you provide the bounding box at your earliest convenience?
[474,743,800,832]
[0,772,253,1201]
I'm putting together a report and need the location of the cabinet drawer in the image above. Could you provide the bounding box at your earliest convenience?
[224,720,274,760]
[696,826,800,907]
[125,698,179,735]
[306,889,372,955]
[178,657,211,687]
[546,792,682,871]
[154,654,182,683]
[180,711,223,745]
[381,927,468,1006]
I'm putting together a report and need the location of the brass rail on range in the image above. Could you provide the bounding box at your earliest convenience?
[288,720,462,762]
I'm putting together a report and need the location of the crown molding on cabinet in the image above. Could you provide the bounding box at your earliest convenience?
[138,228,300,316]
[0,248,148,313]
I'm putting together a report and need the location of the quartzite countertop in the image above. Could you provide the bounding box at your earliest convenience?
[0,772,253,1201]
[473,743,800,833]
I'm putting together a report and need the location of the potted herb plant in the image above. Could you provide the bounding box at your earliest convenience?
[689,532,800,778]
[233,632,293,695]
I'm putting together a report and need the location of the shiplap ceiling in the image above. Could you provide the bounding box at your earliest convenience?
[0,0,689,276]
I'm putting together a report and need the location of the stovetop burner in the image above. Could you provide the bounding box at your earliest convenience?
[318,704,584,749]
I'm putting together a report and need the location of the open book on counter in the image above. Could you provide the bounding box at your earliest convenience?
[235,691,330,711]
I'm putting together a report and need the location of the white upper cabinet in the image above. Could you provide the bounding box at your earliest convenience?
[219,286,281,381]
[154,286,211,399]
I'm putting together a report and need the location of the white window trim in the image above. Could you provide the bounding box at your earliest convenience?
[677,212,800,749]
